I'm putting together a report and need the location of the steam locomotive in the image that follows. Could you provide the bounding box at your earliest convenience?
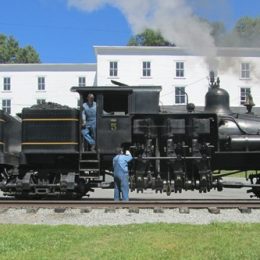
[1,71,260,199]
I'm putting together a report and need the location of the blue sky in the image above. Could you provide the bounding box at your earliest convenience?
[0,0,260,63]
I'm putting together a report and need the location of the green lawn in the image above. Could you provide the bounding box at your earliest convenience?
[214,170,257,178]
[0,223,259,259]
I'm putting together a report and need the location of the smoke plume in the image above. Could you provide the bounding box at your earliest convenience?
[68,0,221,70]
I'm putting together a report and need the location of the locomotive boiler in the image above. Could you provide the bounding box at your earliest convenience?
[0,71,260,199]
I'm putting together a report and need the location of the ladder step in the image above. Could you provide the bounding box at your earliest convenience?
[80,160,98,163]
[81,151,96,154]
[80,168,99,171]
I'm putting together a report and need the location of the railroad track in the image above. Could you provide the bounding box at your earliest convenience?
[0,199,259,209]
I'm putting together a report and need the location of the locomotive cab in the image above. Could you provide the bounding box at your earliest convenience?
[71,85,161,155]
[96,88,132,154]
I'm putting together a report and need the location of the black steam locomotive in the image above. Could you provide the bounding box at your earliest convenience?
[1,72,260,199]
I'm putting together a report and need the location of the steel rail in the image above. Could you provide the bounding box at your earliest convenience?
[0,199,259,209]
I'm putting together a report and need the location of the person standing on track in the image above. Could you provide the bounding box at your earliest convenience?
[113,148,133,201]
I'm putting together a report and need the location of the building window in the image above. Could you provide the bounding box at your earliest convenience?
[175,87,186,104]
[109,61,118,77]
[78,77,86,87]
[3,77,11,91]
[176,62,184,78]
[142,61,151,77]
[241,63,250,79]
[240,87,251,105]
[37,99,46,105]
[38,77,45,91]
[2,99,11,114]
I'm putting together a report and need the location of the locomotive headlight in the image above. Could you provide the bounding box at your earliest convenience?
[110,119,117,131]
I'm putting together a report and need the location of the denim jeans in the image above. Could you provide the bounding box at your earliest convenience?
[82,126,96,145]
[114,174,129,201]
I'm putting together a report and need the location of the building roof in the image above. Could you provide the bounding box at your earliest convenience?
[0,63,97,72]
[94,46,260,58]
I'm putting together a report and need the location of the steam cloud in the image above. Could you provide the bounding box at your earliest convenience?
[68,0,224,70]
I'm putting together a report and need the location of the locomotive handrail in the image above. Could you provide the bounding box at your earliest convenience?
[134,156,211,160]
[221,115,249,135]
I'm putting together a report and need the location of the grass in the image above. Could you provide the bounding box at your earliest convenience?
[214,170,257,178]
[0,223,259,259]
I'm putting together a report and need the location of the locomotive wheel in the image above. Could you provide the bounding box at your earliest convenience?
[166,183,171,196]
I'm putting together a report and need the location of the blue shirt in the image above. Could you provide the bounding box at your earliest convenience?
[113,154,133,175]
[82,101,96,127]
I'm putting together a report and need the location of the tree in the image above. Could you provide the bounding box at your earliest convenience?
[0,34,40,63]
[198,17,227,46]
[17,46,40,63]
[232,17,260,47]
[128,28,175,46]
[209,21,226,45]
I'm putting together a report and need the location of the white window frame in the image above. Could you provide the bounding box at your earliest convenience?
[175,87,186,104]
[109,61,118,77]
[142,61,151,77]
[240,63,250,79]
[240,87,251,105]
[175,61,185,78]
[3,77,11,91]
[38,77,45,91]
[78,77,86,87]
[2,99,11,114]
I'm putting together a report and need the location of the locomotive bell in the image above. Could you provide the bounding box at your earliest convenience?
[205,71,231,115]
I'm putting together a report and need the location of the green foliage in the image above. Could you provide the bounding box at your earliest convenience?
[128,28,175,46]
[0,223,259,259]
[233,16,260,47]
[198,17,227,46]
[131,17,260,48]
[209,21,226,45]
[0,34,40,63]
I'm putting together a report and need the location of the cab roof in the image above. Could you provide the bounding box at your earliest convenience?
[71,85,162,95]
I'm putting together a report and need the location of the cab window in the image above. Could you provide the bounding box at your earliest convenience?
[103,93,128,115]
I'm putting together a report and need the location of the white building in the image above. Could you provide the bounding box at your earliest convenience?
[95,46,260,110]
[0,64,96,115]
[1,46,260,115]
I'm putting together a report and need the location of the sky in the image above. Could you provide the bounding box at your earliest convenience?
[0,0,260,63]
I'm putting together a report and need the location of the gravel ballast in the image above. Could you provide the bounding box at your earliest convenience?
[0,208,259,226]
